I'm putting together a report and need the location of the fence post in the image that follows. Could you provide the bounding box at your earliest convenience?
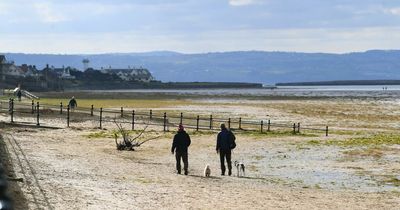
[209,115,213,130]
[180,112,183,125]
[297,122,300,133]
[91,105,94,116]
[267,119,271,132]
[261,120,263,133]
[99,108,103,129]
[121,107,123,118]
[163,112,166,132]
[60,102,63,115]
[9,99,14,123]
[196,115,200,131]
[150,109,153,120]
[326,126,329,137]
[228,118,231,129]
[67,105,70,127]
[132,110,135,130]
[36,102,40,126]
[31,100,34,114]
[292,123,296,134]
[239,117,242,130]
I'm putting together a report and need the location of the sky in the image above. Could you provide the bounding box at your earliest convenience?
[1,0,400,54]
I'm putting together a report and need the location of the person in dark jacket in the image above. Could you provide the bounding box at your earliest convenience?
[16,89,22,102]
[216,123,236,176]
[171,124,191,175]
[68,96,77,111]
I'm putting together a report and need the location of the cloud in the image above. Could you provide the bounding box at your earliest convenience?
[2,27,400,54]
[1,0,400,53]
[228,0,261,6]
[0,2,10,15]
[384,7,400,16]
[34,2,68,23]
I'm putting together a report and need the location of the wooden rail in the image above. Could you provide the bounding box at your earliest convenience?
[1,99,329,136]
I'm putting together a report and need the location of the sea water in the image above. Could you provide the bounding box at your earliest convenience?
[89,85,400,99]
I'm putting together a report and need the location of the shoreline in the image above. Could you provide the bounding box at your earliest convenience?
[276,80,400,86]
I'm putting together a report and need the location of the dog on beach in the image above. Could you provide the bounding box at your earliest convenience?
[204,164,211,177]
[234,161,245,177]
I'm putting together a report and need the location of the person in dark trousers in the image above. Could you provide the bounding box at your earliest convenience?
[68,96,77,111]
[216,123,236,176]
[16,89,22,102]
[171,124,191,175]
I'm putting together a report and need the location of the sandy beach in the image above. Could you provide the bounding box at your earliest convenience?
[0,94,399,209]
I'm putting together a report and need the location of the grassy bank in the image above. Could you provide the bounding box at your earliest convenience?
[37,98,196,109]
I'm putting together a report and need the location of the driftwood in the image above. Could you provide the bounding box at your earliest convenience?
[114,121,160,151]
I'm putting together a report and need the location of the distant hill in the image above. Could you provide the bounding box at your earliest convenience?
[276,80,400,86]
[3,50,400,84]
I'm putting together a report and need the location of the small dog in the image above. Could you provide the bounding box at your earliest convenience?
[234,161,245,177]
[204,164,211,177]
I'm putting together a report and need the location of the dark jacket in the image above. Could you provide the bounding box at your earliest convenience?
[171,131,191,153]
[216,129,236,152]
[69,99,77,108]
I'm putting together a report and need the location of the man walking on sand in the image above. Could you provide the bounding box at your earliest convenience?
[16,89,22,102]
[171,124,191,175]
[216,123,236,176]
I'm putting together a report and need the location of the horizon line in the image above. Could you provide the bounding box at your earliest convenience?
[1,49,399,56]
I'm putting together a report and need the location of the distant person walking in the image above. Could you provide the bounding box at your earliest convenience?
[16,89,22,102]
[216,123,236,176]
[68,96,77,111]
[171,124,191,175]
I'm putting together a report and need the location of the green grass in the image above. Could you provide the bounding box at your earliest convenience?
[307,133,400,147]
[380,176,400,187]
[241,130,319,139]
[343,147,384,158]
[186,130,217,136]
[307,140,321,145]
[83,129,173,140]
[252,155,265,161]
[305,133,400,159]
[391,190,400,196]
[328,130,365,136]
[326,133,400,146]
[0,96,11,100]
[247,164,259,172]
[37,98,196,109]
[84,130,116,139]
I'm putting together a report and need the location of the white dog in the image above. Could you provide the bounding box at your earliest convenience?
[234,161,245,177]
[204,164,211,177]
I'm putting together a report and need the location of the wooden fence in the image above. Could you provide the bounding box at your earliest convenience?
[0,99,329,136]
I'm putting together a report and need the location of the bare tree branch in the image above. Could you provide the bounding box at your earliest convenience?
[129,124,149,142]
[113,118,156,151]
[138,135,162,146]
